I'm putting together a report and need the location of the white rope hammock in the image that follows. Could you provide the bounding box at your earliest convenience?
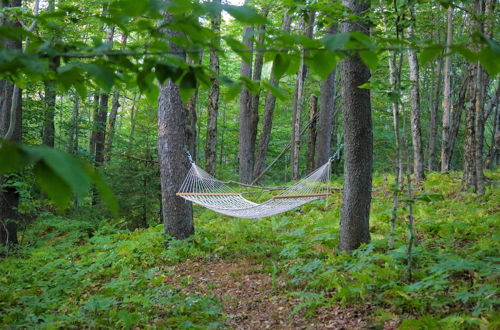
[176,160,333,218]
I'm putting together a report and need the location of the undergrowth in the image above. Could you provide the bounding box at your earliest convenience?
[1,170,499,328]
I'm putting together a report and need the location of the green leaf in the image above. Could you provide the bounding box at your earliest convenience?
[262,81,288,101]
[359,50,378,71]
[81,63,115,91]
[271,53,291,80]
[307,50,338,80]
[223,5,266,25]
[478,44,500,76]
[155,63,183,84]
[83,163,119,217]
[419,45,443,67]
[0,140,33,173]
[224,37,251,64]
[33,161,72,209]
[322,33,350,52]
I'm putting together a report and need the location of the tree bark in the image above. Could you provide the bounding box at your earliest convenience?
[253,11,291,178]
[440,7,453,171]
[428,58,442,171]
[463,64,477,189]
[94,92,109,167]
[307,94,318,172]
[339,0,372,252]
[67,93,79,154]
[388,51,404,185]
[314,24,338,168]
[407,8,425,182]
[484,83,500,169]
[238,21,255,183]
[185,52,202,162]
[157,1,193,240]
[104,92,120,162]
[0,0,22,246]
[129,92,139,144]
[89,93,99,158]
[204,0,221,175]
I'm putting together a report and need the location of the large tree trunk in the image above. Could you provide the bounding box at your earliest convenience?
[204,0,221,175]
[291,11,315,180]
[407,8,425,182]
[307,94,318,172]
[440,7,454,171]
[428,58,442,171]
[253,11,291,178]
[314,25,338,168]
[157,1,193,240]
[238,22,255,183]
[339,0,372,252]
[0,0,22,246]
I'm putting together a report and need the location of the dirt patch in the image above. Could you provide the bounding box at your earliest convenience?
[164,259,371,329]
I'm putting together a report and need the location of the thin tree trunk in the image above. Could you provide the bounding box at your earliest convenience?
[291,11,316,180]
[104,92,120,162]
[238,18,255,183]
[94,92,109,167]
[407,8,425,182]
[129,92,139,144]
[157,1,193,240]
[0,0,22,246]
[485,83,500,169]
[428,58,442,171]
[307,94,318,172]
[389,52,404,185]
[253,11,291,178]
[440,7,454,171]
[185,51,202,162]
[41,0,57,148]
[204,0,221,175]
[339,0,372,251]
[314,25,338,168]
[67,93,79,154]
[463,64,477,189]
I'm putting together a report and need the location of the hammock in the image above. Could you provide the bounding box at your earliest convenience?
[176,160,333,218]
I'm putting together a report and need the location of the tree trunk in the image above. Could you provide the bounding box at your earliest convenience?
[129,92,139,144]
[428,58,442,171]
[238,21,255,183]
[204,0,221,175]
[339,0,372,252]
[89,93,99,158]
[94,92,109,167]
[407,8,425,182]
[307,94,318,172]
[253,11,291,178]
[104,33,127,162]
[463,64,477,189]
[67,93,79,154]
[104,92,120,162]
[41,0,57,148]
[484,83,500,169]
[0,0,22,246]
[314,25,338,168]
[42,77,56,147]
[291,11,316,180]
[157,1,193,240]
[185,52,202,162]
[388,51,404,185]
[440,7,453,171]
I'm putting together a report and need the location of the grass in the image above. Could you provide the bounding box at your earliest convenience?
[0,170,499,328]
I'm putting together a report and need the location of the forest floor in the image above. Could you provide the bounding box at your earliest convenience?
[0,170,499,329]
